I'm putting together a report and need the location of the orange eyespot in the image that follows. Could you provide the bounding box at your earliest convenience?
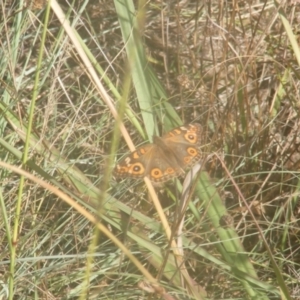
[166,167,175,174]
[184,156,193,164]
[185,133,197,143]
[133,165,141,172]
[151,168,163,178]
[187,147,198,156]
[130,163,145,175]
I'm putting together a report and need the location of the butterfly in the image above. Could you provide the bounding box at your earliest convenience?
[114,123,203,182]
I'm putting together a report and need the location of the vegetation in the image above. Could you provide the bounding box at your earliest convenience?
[0,0,299,299]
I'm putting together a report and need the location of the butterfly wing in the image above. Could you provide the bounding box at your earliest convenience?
[114,143,183,182]
[114,143,154,179]
[160,123,202,168]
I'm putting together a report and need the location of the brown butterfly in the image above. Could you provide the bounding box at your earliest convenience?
[114,124,203,182]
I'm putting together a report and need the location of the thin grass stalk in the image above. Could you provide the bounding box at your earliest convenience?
[0,188,12,252]
[79,61,133,299]
[274,0,300,67]
[9,2,51,299]
[78,227,101,300]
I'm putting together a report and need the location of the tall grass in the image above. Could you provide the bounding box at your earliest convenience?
[0,0,299,299]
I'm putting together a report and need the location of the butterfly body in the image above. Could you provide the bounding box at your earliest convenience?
[114,123,202,182]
